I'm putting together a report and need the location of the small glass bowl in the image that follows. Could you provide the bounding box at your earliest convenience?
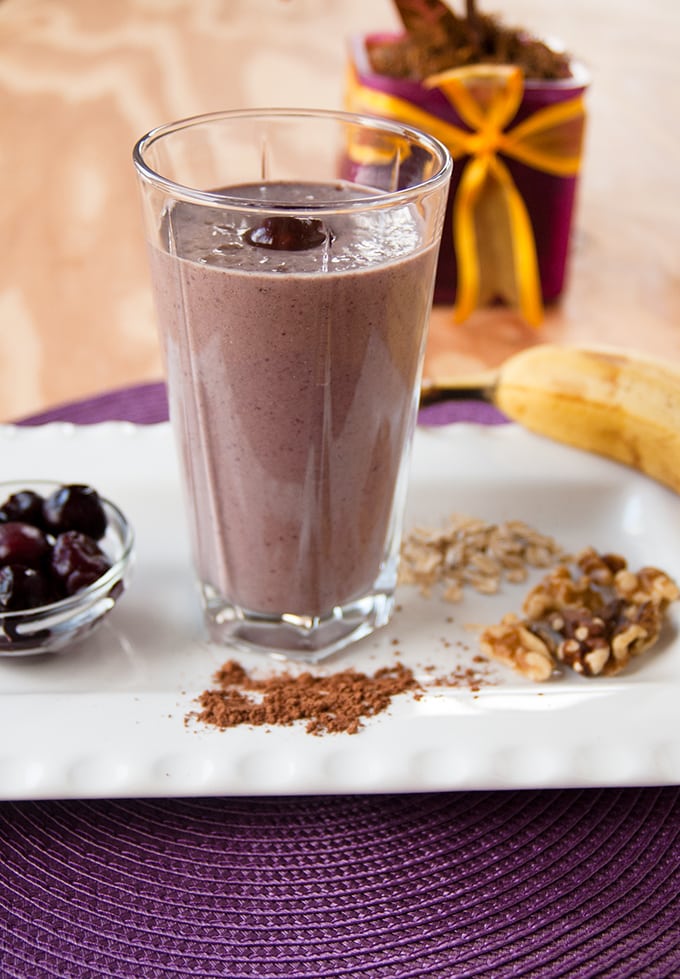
[0,480,134,656]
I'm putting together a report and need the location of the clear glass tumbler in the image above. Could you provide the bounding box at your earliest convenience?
[133,108,451,660]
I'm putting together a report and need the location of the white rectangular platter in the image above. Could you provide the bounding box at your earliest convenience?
[0,421,678,799]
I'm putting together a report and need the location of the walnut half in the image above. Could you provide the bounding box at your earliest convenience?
[479,614,555,682]
[479,548,679,681]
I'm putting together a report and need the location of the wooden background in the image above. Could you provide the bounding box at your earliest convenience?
[1,0,679,421]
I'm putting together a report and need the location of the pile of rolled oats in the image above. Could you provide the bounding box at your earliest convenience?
[399,514,565,603]
[480,548,679,681]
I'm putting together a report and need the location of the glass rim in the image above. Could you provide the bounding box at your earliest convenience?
[132,106,453,213]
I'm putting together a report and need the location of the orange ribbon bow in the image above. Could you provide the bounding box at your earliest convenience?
[346,63,586,326]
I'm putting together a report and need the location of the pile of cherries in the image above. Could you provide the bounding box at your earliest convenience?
[0,484,111,612]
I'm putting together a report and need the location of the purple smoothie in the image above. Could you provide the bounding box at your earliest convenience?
[150,181,437,619]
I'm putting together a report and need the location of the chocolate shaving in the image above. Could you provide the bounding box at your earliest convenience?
[370,0,573,81]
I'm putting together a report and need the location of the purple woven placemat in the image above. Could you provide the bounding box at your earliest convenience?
[15,381,509,428]
[1,790,679,978]
[15,381,172,427]
[2,385,679,978]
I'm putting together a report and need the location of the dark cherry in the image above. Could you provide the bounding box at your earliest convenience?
[0,565,58,611]
[43,484,108,540]
[244,216,328,251]
[51,531,111,595]
[0,489,46,528]
[0,522,51,568]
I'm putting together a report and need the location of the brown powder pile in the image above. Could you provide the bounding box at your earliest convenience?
[192,659,421,736]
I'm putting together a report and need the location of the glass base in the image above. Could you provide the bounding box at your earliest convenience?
[201,586,396,662]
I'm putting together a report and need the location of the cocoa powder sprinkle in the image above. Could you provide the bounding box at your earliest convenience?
[191,660,421,736]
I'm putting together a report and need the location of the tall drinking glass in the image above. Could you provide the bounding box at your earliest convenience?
[133,108,451,660]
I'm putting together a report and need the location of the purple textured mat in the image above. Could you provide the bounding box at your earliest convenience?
[15,381,172,427]
[1,791,679,977]
[15,380,510,428]
[2,386,679,978]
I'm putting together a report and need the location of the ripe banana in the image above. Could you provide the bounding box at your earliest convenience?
[493,345,680,494]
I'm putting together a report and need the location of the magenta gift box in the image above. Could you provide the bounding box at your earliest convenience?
[346,34,589,314]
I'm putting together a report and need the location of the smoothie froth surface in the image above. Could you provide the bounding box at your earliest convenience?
[164,181,423,273]
[151,180,437,618]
